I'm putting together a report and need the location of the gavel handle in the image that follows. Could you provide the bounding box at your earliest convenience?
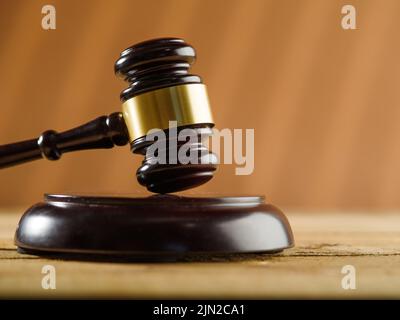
[0,112,129,169]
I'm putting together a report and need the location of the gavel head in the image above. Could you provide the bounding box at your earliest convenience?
[114,38,218,194]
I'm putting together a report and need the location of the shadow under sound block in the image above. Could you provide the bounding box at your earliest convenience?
[14,194,294,261]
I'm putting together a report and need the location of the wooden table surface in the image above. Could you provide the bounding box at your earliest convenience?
[0,209,399,299]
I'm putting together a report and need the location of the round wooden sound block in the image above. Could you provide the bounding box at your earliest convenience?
[15,194,294,261]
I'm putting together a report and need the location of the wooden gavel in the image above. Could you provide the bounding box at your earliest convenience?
[0,38,217,193]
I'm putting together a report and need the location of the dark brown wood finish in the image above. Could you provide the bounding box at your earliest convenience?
[5,39,294,261]
[0,38,217,194]
[115,37,203,101]
[15,194,294,261]
[115,38,218,193]
[0,113,129,169]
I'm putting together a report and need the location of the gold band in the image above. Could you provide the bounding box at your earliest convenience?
[122,83,214,142]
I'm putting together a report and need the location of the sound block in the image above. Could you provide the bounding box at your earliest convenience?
[14,194,294,261]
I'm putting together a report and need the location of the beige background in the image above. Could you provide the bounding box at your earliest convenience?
[0,0,399,210]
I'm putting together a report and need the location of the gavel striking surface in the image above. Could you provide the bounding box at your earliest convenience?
[15,194,294,261]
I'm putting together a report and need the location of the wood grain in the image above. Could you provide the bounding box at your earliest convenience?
[1,0,400,209]
[1,209,399,298]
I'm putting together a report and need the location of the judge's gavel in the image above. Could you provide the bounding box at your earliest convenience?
[0,38,217,193]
